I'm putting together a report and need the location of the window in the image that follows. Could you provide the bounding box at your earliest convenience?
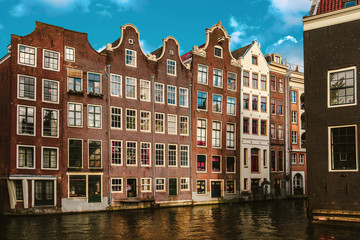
[252,55,258,65]
[198,65,208,84]
[180,145,189,167]
[156,178,165,191]
[330,126,357,171]
[197,119,207,146]
[65,47,75,61]
[271,98,276,114]
[291,90,297,103]
[180,116,189,135]
[278,100,283,115]
[226,123,235,149]
[263,150,267,167]
[18,105,35,135]
[252,73,258,89]
[168,144,177,166]
[155,83,164,103]
[278,151,284,171]
[18,75,35,100]
[271,75,276,91]
[140,111,151,132]
[278,124,283,140]
[243,94,249,109]
[155,144,165,166]
[212,156,221,173]
[155,113,165,133]
[168,114,177,135]
[43,50,59,71]
[275,56,281,63]
[89,140,101,168]
[197,155,206,172]
[271,123,276,139]
[197,180,206,194]
[292,131,298,144]
[68,139,83,168]
[213,94,222,113]
[167,59,176,75]
[252,96,258,111]
[214,46,222,58]
[244,148,248,166]
[180,178,190,191]
[212,121,221,148]
[17,145,35,169]
[140,143,151,166]
[43,109,59,137]
[299,154,305,164]
[227,97,236,115]
[291,154,297,164]
[261,120,267,135]
[329,67,356,106]
[197,91,207,110]
[261,97,267,112]
[167,85,176,105]
[111,74,122,97]
[88,73,101,94]
[213,69,223,88]
[111,178,123,192]
[243,71,249,87]
[111,107,122,129]
[251,148,260,173]
[227,180,235,194]
[18,45,36,66]
[278,78,283,93]
[88,105,101,128]
[111,140,122,165]
[69,175,86,198]
[226,156,235,173]
[125,77,136,99]
[243,178,248,191]
[261,75,267,90]
[68,69,82,92]
[252,119,258,134]
[126,109,137,130]
[68,103,83,127]
[141,178,151,192]
[243,118,249,134]
[271,150,276,171]
[227,72,237,91]
[179,88,188,107]
[42,147,58,169]
[43,79,59,103]
[125,49,136,67]
[15,180,23,201]
[126,142,137,166]
[291,111,297,124]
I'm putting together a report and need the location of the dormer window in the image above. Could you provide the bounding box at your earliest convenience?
[252,55,258,65]
[125,49,137,67]
[345,1,357,8]
[275,56,281,64]
[214,46,222,58]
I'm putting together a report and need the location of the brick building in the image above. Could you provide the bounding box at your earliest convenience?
[182,22,241,202]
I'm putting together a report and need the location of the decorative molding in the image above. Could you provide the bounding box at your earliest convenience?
[147,54,157,61]
[231,58,241,67]
[192,45,206,57]
[106,43,113,51]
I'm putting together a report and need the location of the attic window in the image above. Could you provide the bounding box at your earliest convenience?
[275,56,281,64]
[170,50,174,55]
[345,1,356,8]
[214,46,222,58]
[129,39,134,44]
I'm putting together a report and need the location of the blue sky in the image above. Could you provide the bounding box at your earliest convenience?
[0,0,312,71]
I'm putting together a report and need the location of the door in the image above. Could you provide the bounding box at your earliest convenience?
[275,179,281,196]
[169,178,177,196]
[88,175,101,202]
[34,180,54,206]
[211,181,221,198]
[251,179,260,194]
[127,178,137,198]
[293,174,304,195]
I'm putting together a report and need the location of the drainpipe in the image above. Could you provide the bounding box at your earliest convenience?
[285,69,292,197]
[189,82,193,197]
[238,69,242,197]
[104,64,111,206]
[151,75,156,201]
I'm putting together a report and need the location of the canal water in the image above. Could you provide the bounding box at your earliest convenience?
[1,199,360,240]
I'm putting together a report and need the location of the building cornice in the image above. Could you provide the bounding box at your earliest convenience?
[303,5,360,31]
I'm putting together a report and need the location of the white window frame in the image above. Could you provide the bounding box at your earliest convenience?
[197,118,207,147]
[168,144,177,167]
[43,49,60,72]
[111,140,123,166]
[18,44,37,67]
[41,146,59,170]
[110,74,122,97]
[111,106,122,130]
[214,46,223,58]
[227,72,237,91]
[179,116,189,136]
[155,143,165,167]
[155,83,164,104]
[17,74,36,101]
[68,102,83,128]
[226,123,236,150]
[155,178,166,192]
[155,112,165,134]
[88,140,102,168]
[226,180,236,194]
[198,64,208,85]
[291,111,297,124]
[65,46,75,62]
[125,48,137,67]
[140,142,151,167]
[88,105,102,129]
[299,154,305,165]
[125,108,137,131]
[180,145,189,167]
[87,72,102,94]
[196,179,207,195]
[67,69,83,92]
[212,94,223,113]
[141,178,152,192]
[126,141,138,166]
[167,85,177,106]
[226,156,236,174]
[291,154,297,164]
[42,79,59,104]
[212,120,222,148]
[196,154,207,173]
[140,79,151,102]
[168,114,177,135]
[68,138,83,168]
[227,97,236,116]
[17,145,36,169]
[197,91,208,111]
[211,156,222,173]
[179,87,189,107]
[167,59,176,76]
[140,110,151,132]
[180,178,190,191]
[125,76,137,99]
[213,68,223,88]
[291,131,298,144]
[17,105,36,136]
[42,108,59,138]
[111,178,123,193]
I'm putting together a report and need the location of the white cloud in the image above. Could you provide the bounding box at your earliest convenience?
[10,0,91,17]
[269,0,312,27]
[274,35,298,46]
[109,0,143,11]
[228,16,260,48]
[97,45,106,52]
[98,9,112,17]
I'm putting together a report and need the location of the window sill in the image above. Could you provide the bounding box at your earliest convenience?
[88,92,104,99]
[67,167,83,171]
[67,90,84,96]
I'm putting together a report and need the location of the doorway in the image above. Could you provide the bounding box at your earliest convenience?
[34,180,54,206]
[293,174,304,195]
[169,178,177,196]
[211,181,222,198]
[275,179,281,196]
[127,178,137,198]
